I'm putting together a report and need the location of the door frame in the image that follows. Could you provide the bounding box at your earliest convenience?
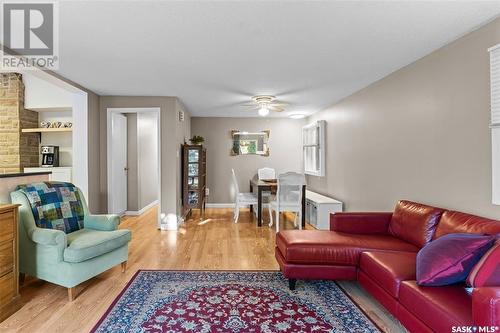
[106,107,161,226]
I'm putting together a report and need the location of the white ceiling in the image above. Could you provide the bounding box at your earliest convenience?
[57,1,500,117]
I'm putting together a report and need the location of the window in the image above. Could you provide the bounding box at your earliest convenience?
[303,120,325,176]
[490,44,500,204]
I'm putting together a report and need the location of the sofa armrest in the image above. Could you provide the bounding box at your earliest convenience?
[330,212,393,234]
[84,214,120,231]
[473,287,500,326]
[29,228,67,247]
[28,228,67,262]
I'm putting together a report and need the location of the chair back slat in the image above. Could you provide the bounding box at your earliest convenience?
[231,169,240,196]
[258,167,276,180]
[277,172,306,206]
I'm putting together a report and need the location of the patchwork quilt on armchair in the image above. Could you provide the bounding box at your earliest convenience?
[17,182,85,233]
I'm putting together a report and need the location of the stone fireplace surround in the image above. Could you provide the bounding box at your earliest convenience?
[0,73,39,174]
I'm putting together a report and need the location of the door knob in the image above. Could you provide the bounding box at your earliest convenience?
[124,167,129,171]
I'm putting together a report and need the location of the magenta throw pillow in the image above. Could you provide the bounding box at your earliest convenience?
[416,233,494,286]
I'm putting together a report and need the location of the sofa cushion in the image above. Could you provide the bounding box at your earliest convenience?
[64,228,131,263]
[388,200,444,247]
[433,210,500,240]
[276,230,418,266]
[416,233,494,286]
[399,281,473,332]
[467,242,500,287]
[360,251,416,298]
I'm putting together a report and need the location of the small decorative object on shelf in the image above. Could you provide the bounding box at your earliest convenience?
[40,121,72,129]
[181,144,207,219]
[190,135,204,145]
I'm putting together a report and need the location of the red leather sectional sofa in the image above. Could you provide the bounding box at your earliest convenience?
[275,200,500,332]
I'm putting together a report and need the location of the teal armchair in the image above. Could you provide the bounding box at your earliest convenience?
[11,187,131,301]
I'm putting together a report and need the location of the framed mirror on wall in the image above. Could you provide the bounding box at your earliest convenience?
[230,130,270,156]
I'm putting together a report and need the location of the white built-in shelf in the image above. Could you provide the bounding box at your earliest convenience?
[26,107,72,113]
[305,190,343,230]
[21,128,72,133]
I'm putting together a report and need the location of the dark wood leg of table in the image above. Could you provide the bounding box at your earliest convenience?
[249,181,254,214]
[302,185,306,228]
[258,186,263,227]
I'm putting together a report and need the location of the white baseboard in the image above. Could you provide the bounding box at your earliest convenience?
[205,203,235,208]
[125,200,159,216]
[205,203,258,208]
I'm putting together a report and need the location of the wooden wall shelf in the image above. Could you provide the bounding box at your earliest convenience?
[21,128,72,133]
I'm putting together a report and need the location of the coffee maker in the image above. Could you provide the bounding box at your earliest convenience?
[41,145,59,167]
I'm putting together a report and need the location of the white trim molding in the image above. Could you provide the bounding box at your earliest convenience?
[205,203,236,208]
[491,44,500,205]
[125,200,159,216]
[488,43,500,53]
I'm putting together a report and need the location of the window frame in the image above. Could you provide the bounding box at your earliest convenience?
[302,120,325,177]
[490,43,500,205]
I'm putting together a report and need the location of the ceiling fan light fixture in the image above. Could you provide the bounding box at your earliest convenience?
[289,113,306,119]
[258,107,270,117]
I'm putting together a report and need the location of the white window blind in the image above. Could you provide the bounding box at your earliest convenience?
[303,120,325,176]
[490,44,500,205]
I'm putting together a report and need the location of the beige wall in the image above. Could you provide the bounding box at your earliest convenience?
[138,112,159,208]
[307,18,500,219]
[191,117,304,204]
[99,96,190,218]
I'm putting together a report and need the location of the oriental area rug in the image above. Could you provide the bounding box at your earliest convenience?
[91,270,379,333]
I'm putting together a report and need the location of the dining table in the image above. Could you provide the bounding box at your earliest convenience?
[249,178,306,228]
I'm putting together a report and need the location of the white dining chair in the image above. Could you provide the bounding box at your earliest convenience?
[258,167,276,180]
[268,172,306,232]
[232,169,268,223]
[252,167,276,218]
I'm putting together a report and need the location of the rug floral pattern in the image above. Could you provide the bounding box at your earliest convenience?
[92,271,379,333]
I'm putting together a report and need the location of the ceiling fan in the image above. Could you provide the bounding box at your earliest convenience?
[241,95,288,116]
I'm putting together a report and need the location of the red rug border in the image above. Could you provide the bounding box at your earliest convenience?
[90,269,381,332]
[90,269,142,333]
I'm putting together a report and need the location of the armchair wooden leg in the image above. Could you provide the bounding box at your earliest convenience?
[19,273,25,286]
[121,261,127,273]
[68,287,76,302]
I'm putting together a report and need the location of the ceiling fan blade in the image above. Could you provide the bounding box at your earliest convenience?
[270,102,288,107]
[240,103,257,107]
[269,106,285,112]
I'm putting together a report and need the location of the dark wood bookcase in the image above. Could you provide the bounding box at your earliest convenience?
[181,144,207,218]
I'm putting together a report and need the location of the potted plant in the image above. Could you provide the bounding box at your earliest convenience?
[190,135,205,145]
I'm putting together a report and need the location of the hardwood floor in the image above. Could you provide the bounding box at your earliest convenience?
[0,206,406,333]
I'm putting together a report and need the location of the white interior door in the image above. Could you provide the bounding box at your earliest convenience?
[111,113,128,214]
